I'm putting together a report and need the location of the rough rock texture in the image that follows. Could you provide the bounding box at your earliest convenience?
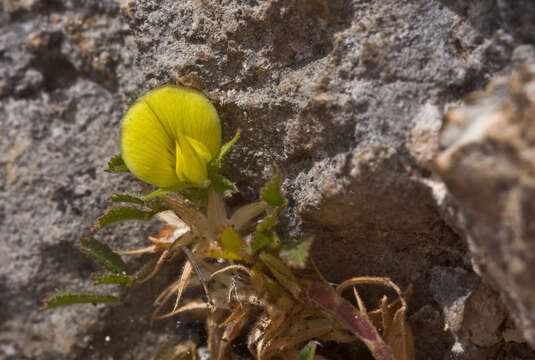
[0,1,204,359]
[1,0,535,359]
[436,64,535,350]
[429,266,522,359]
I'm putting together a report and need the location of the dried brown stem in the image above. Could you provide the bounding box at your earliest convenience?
[336,276,407,311]
[209,265,252,280]
[115,245,157,255]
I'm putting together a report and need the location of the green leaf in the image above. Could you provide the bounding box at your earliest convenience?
[105,155,130,173]
[264,273,281,301]
[140,183,197,201]
[207,128,241,176]
[110,193,168,214]
[259,252,301,298]
[93,206,158,230]
[180,187,208,205]
[41,289,121,310]
[251,231,279,252]
[77,237,128,274]
[256,216,277,233]
[109,192,145,205]
[279,236,313,269]
[204,250,243,261]
[91,273,133,287]
[219,226,243,253]
[261,176,286,207]
[297,341,317,360]
[142,188,173,201]
[146,198,169,213]
[210,174,238,198]
[217,128,240,163]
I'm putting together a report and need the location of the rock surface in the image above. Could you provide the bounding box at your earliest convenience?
[1,0,535,359]
[436,63,535,350]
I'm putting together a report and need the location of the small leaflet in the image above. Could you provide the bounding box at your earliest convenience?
[261,176,287,207]
[210,174,238,198]
[219,226,243,253]
[41,289,121,310]
[105,155,130,173]
[278,236,313,269]
[93,206,158,230]
[77,237,128,274]
[297,341,317,360]
[91,273,133,287]
[109,192,145,205]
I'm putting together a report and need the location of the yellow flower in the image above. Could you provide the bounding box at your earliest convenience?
[120,86,221,187]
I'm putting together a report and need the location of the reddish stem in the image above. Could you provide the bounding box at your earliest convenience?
[304,281,395,360]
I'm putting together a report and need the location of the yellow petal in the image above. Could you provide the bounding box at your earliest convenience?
[175,140,185,182]
[120,100,178,187]
[176,132,208,185]
[120,85,222,187]
[142,86,221,157]
[186,136,213,164]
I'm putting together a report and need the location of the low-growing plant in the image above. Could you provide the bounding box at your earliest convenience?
[42,85,414,360]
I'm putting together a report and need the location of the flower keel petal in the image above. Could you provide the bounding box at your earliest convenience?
[176,132,209,185]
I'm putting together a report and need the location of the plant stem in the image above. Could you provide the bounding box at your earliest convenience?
[181,245,214,308]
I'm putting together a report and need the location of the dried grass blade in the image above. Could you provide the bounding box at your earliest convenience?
[154,279,180,307]
[219,305,249,327]
[385,307,414,360]
[137,250,169,283]
[172,260,193,312]
[209,265,251,280]
[218,305,252,357]
[373,292,413,360]
[353,286,367,314]
[115,245,157,255]
[153,300,209,320]
[229,201,268,231]
[380,296,393,335]
[152,282,181,322]
[258,302,294,359]
[131,257,158,284]
[336,277,407,310]
[248,315,268,358]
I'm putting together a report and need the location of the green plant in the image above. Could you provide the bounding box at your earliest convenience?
[42,87,414,360]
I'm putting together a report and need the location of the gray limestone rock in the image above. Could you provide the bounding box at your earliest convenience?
[2,0,535,359]
[430,266,511,359]
[436,63,535,350]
